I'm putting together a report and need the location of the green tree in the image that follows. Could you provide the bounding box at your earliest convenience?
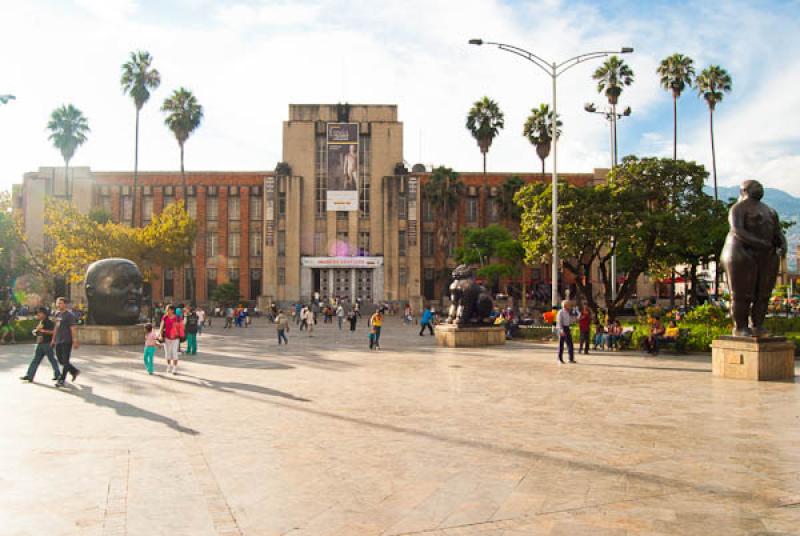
[516,157,718,320]
[657,53,695,161]
[593,56,634,165]
[454,225,528,304]
[422,166,463,299]
[210,282,241,306]
[523,103,562,175]
[0,193,29,291]
[47,104,90,200]
[161,87,204,304]
[466,96,504,224]
[695,65,732,201]
[121,50,161,226]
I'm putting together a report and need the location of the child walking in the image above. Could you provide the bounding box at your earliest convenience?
[143,323,161,375]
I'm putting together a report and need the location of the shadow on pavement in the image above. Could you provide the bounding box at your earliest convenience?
[579,362,711,373]
[163,373,312,402]
[34,383,198,435]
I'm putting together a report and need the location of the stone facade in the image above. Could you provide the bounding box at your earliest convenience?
[14,104,606,309]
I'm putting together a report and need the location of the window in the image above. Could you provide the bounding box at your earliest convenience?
[466,197,479,223]
[228,232,240,257]
[448,232,457,257]
[422,200,434,222]
[250,232,262,257]
[164,269,174,297]
[121,195,132,223]
[399,267,407,285]
[249,268,261,300]
[422,231,435,257]
[359,135,371,217]
[315,135,327,215]
[228,268,239,287]
[278,267,286,285]
[99,195,112,214]
[142,197,153,224]
[314,232,324,256]
[184,267,194,300]
[228,196,240,220]
[249,195,262,220]
[336,231,348,247]
[398,231,406,257]
[488,198,500,222]
[163,195,176,209]
[206,268,217,298]
[206,197,218,221]
[423,268,435,299]
[278,190,286,215]
[358,232,370,256]
[206,232,218,258]
[186,197,197,219]
[337,211,348,221]
[398,193,407,219]
[277,230,286,257]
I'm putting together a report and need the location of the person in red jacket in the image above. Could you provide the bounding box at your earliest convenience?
[578,304,592,355]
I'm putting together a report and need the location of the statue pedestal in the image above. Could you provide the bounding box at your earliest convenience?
[435,324,506,348]
[77,324,144,346]
[711,336,795,381]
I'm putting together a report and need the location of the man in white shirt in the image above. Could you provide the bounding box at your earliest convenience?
[556,300,576,364]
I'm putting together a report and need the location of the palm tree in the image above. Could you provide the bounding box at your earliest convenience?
[466,97,504,225]
[121,50,161,226]
[657,54,695,161]
[696,65,732,201]
[161,88,204,195]
[592,56,634,165]
[47,104,90,201]
[497,175,525,225]
[161,88,203,304]
[422,166,463,300]
[523,104,562,175]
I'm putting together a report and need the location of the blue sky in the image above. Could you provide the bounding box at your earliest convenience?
[1,0,799,194]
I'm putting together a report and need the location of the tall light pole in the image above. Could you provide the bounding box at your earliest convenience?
[469,39,633,309]
[584,102,631,300]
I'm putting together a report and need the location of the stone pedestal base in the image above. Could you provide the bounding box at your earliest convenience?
[77,324,144,346]
[711,336,795,381]
[435,324,506,348]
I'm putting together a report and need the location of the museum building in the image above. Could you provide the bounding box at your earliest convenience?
[15,104,607,308]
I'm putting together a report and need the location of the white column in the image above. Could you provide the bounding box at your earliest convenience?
[300,265,312,302]
[328,269,334,299]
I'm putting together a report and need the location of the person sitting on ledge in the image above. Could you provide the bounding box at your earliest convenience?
[644,317,666,355]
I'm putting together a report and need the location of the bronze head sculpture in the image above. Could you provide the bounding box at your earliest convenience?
[719,180,787,337]
[85,258,144,325]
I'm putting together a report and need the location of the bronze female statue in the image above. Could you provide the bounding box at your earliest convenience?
[720,180,786,337]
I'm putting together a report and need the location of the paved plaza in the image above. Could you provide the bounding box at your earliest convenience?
[2,317,800,535]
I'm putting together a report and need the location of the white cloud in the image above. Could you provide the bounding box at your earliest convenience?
[0,0,798,198]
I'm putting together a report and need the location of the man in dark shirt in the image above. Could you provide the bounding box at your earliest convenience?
[20,307,60,382]
[53,297,80,388]
[183,305,199,355]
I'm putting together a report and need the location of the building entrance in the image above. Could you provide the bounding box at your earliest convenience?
[315,268,373,302]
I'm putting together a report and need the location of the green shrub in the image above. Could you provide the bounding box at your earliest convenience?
[7,318,37,342]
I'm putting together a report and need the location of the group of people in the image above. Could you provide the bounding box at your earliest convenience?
[19,297,81,387]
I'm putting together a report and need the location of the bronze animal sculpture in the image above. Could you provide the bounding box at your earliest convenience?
[446,264,494,325]
[719,180,786,337]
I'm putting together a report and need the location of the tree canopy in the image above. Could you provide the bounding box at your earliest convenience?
[44,199,197,283]
[515,157,726,319]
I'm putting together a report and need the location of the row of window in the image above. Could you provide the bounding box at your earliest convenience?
[162,267,262,301]
[205,232,263,258]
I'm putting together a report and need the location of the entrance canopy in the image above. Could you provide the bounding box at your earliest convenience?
[301,256,384,269]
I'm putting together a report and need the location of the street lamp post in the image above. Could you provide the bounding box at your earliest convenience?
[584,103,631,300]
[469,39,632,310]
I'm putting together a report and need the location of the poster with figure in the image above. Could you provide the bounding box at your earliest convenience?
[326,122,358,211]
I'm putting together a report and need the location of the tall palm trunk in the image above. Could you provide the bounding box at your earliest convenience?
[132,108,140,226]
[180,142,196,305]
[541,158,545,176]
[709,108,717,201]
[670,93,678,308]
[482,149,487,227]
[64,159,70,201]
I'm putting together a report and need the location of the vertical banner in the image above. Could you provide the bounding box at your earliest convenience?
[407,176,417,246]
[265,176,275,246]
[326,122,359,211]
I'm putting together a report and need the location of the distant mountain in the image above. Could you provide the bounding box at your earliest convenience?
[706,185,800,271]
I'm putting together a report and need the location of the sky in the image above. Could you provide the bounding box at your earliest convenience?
[1,0,799,195]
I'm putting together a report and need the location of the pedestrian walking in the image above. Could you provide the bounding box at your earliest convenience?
[336,303,345,330]
[275,309,290,345]
[159,304,183,375]
[184,305,199,355]
[196,307,205,335]
[224,306,234,328]
[370,309,383,349]
[53,297,80,388]
[418,305,434,336]
[294,302,302,325]
[348,309,358,332]
[578,304,591,355]
[556,300,576,364]
[299,305,308,331]
[142,323,161,375]
[20,306,60,382]
[304,306,315,337]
